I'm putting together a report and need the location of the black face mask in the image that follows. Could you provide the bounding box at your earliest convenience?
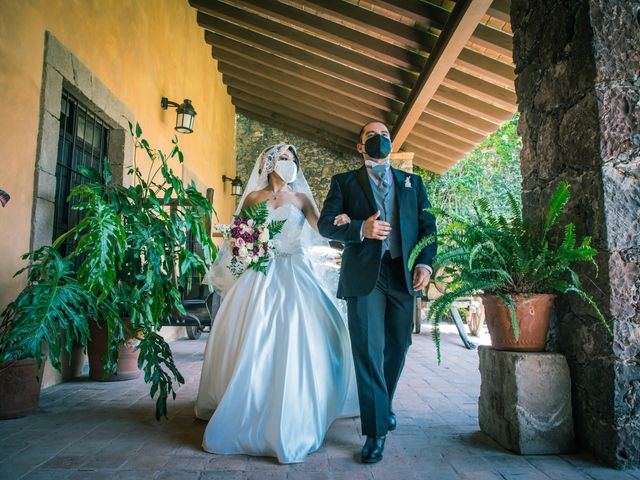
[364,134,392,159]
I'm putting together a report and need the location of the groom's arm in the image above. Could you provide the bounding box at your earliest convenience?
[415,175,437,268]
[318,176,364,243]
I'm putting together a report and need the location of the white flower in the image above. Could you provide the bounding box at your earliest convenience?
[238,246,248,258]
[251,256,259,263]
[247,219,255,227]
[258,229,270,243]
[246,243,254,250]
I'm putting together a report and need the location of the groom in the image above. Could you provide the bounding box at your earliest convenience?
[318,121,437,463]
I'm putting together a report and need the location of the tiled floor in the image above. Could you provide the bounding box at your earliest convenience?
[0,323,637,480]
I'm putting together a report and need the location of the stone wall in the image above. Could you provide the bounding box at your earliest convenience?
[236,113,361,211]
[512,0,639,468]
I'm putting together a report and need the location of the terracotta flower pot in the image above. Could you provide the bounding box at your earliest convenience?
[88,320,141,381]
[482,294,555,351]
[0,357,45,419]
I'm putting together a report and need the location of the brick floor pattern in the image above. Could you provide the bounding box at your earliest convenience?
[1,326,637,480]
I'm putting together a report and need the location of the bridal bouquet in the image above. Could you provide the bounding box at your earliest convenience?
[217,201,285,277]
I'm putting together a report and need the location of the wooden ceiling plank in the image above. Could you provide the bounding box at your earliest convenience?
[412,156,449,174]
[210,38,404,112]
[433,84,514,124]
[237,108,355,154]
[404,139,465,163]
[403,142,458,168]
[363,0,448,29]
[224,76,372,130]
[366,0,512,56]
[392,0,494,150]
[201,27,409,100]
[217,60,393,123]
[200,0,426,71]
[455,49,515,89]
[426,100,499,134]
[234,102,356,153]
[416,113,486,144]
[195,6,416,86]
[487,0,512,23]
[230,93,358,145]
[284,0,433,51]
[406,126,475,154]
[472,23,513,57]
[443,68,517,110]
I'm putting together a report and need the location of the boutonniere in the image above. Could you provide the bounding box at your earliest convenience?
[404,176,412,188]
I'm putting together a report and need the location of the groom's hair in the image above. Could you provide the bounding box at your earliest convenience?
[357,121,388,145]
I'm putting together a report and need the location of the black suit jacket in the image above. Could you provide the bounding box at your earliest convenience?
[318,165,437,298]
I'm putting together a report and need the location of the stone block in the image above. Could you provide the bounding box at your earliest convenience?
[478,346,575,454]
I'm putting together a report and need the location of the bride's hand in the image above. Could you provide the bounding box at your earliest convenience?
[333,214,351,226]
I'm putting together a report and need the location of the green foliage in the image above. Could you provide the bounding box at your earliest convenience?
[0,122,216,420]
[416,114,523,231]
[410,181,612,363]
[0,247,97,371]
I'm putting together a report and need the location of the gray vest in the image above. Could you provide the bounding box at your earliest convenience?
[368,172,402,259]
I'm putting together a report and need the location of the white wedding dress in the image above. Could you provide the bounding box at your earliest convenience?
[195,203,359,464]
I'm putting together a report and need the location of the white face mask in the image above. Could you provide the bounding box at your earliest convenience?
[273,160,298,184]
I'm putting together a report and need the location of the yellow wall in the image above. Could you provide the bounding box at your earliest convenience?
[0,0,237,311]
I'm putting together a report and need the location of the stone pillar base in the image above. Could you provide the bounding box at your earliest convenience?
[478,346,575,455]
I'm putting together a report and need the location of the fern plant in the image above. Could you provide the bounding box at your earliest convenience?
[409,181,612,363]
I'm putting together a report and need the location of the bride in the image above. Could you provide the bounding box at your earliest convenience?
[194,144,359,464]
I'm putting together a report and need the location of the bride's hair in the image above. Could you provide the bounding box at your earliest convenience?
[258,144,300,175]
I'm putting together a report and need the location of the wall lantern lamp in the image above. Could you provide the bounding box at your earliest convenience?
[222,175,244,197]
[161,97,197,134]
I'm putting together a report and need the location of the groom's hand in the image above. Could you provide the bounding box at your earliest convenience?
[412,267,431,292]
[363,211,391,240]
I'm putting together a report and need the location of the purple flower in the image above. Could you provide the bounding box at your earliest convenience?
[233,247,239,256]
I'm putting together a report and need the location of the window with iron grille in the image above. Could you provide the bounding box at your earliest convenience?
[53,90,110,256]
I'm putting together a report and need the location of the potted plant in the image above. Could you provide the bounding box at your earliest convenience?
[1,123,215,419]
[409,181,612,362]
[0,247,97,418]
[72,122,215,417]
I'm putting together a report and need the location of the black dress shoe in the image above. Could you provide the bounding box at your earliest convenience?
[361,435,385,463]
[388,412,397,431]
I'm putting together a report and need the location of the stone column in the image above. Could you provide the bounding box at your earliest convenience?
[390,151,414,173]
[511,0,639,468]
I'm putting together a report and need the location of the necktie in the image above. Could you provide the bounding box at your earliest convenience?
[371,163,389,193]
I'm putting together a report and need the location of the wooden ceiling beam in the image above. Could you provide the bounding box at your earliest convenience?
[195,7,416,87]
[404,140,465,165]
[236,108,356,156]
[224,78,372,131]
[443,69,517,110]
[217,60,393,123]
[404,142,458,168]
[196,0,425,71]
[472,23,513,57]
[433,84,514,124]
[210,38,404,112]
[230,93,358,146]
[412,156,449,175]
[406,126,475,154]
[456,49,514,89]
[392,0,493,150]
[416,113,486,144]
[364,0,512,57]
[426,100,498,135]
[486,0,512,24]
[284,0,434,51]
[201,28,410,101]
